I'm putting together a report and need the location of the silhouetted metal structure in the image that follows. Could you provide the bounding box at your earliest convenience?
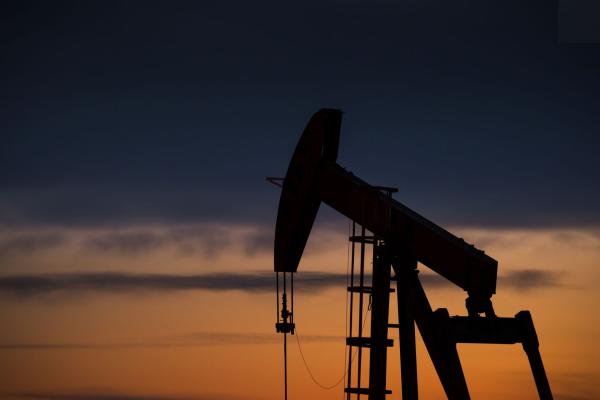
[274,109,553,400]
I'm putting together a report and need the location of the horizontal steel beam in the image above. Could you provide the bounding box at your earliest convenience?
[319,163,498,296]
[449,314,528,344]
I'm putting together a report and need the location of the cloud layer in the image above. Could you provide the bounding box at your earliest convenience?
[11,392,209,400]
[0,271,342,297]
[0,226,275,259]
[0,330,343,350]
[0,269,565,298]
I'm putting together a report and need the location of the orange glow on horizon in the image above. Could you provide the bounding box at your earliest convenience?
[1,224,599,399]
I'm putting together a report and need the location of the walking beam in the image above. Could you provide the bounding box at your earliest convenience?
[275,108,497,303]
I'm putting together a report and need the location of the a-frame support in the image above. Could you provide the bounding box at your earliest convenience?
[346,232,553,400]
[397,263,471,400]
[363,245,553,400]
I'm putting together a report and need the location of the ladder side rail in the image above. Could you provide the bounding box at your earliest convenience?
[394,257,419,400]
[347,221,356,400]
[356,225,367,399]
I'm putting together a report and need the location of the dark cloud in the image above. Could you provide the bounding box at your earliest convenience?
[550,371,600,400]
[0,331,341,350]
[421,268,568,292]
[0,271,345,298]
[0,225,275,258]
[80,226,274,257]
[498,269,565,291]
[0,233,67,257]
[241,229,274,256]
[551,230,600,251]
[11,392,210,400]
[415,273,452,289]
[165,226,236,257]
[161,331,341,346]
[85,231,171,255]
[554,395,590,400]
[0,267,566,298]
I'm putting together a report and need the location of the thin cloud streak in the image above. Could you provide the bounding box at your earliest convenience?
[0,226,275,258]
[499,269,564,291]
[11,392,213,400]
[0,331,342,350]
[82,226,247,257]
[0,271,344,297]
[422,269,568,292]
[0,269,566,298]
[0,232,68,257]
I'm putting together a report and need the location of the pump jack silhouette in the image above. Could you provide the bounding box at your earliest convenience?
[273,109,553,400]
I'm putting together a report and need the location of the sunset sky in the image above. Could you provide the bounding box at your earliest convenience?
[1,1,599,400]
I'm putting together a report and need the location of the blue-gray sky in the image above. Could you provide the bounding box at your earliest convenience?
[2,0,599,229]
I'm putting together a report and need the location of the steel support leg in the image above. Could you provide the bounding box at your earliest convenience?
[404,273,471,400]
[368,244,391,400]
[395,262,419,400]
[516,311,553,400]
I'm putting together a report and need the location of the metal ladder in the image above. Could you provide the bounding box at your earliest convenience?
[345,223,393,399]
[345,186,398,400]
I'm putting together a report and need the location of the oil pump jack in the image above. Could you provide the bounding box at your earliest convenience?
[273,109,553,400]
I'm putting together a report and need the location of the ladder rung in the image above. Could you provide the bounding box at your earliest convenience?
[346,337,394,348]
[344,388,392,395]
[347,286,395,293]
[349,235,377,244]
